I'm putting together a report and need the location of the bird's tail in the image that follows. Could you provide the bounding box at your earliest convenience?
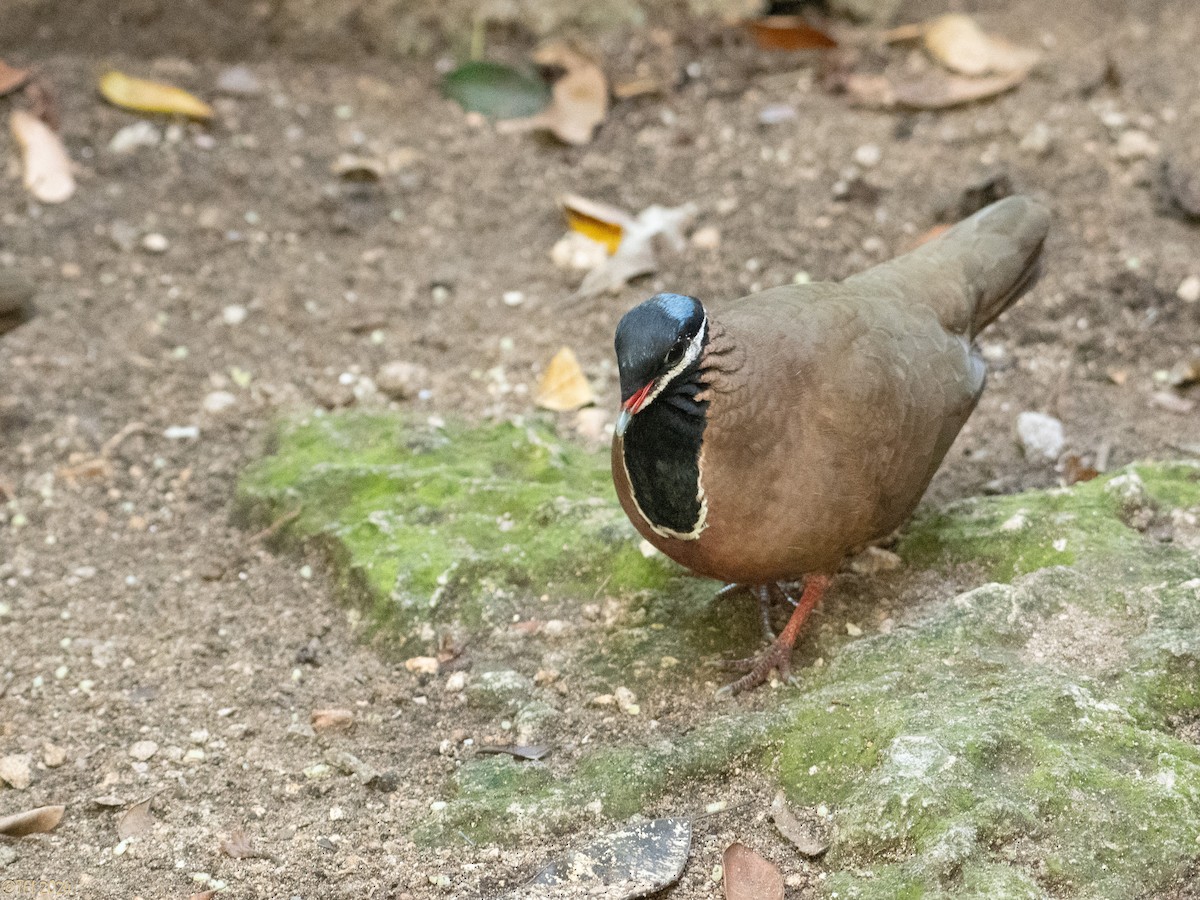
[844,195,1050,339]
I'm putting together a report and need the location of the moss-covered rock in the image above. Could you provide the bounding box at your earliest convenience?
[239,412,1200,898]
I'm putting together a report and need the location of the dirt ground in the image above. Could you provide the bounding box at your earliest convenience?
[2,0,1199,897]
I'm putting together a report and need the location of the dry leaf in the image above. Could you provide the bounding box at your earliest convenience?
[99,71,213,120]
[891,69,1028,110]
[1061,454,1100,486]
[117,796,156,840]
[496,44,608,145]
[838,72,897,108]
[769,793,830,857]
[0,805,64,837]
[311,708,355,732]
[1166,357,1200,389]
[574,202,697,299]
[0,753,32,790]
[189,893,217,900]
[613,76,663,99]
[561,194,630,254]
[723,842,784,900]
[221,827,270,859]
[535,347,596,412]
[0,59,31,96]
[1106,368,1129,386]
[9,110,75,204]
[924,14,1040,77]
[743,16,838,51]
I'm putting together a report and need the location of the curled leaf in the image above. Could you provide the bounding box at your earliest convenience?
[99,71,213,120]
[0,805,65,837]
[742,16,838,51]
[535,347,595,412]
[220,827,270,859]
[497,44,608,146]
[891,69,1028,110]
[924,14,1040,77]
[9,110,75,204]
[574,202,697,300]
[561,194,630,254]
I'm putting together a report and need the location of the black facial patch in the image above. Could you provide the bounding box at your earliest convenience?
[620,359,708,535]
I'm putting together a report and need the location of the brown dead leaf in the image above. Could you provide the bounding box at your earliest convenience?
[924,14,1041,77]
[535,347,596,412]
[573,202,697,299]
[117,796,156,840]
[723,842,784,900]
[311,708,355,732]
[9,109,75,203]
[1107,368,1129,386]
[0,805,65,837]
[189,893,217,900]
[1061,454,1100,486]
[221,827,270,859]
[742,16,838,51]
[0,59,31,96]
[497,43,608,145]
[891,68,1028,110]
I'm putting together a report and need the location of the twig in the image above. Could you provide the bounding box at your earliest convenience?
[250,506,302,543]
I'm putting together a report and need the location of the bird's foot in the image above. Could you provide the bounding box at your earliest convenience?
[714,583,790,642]
[714,638,795,697]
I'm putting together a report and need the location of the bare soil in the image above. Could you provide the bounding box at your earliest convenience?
[1,0,1199,897]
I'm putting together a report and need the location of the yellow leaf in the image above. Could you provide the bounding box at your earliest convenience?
[561,195,629,254]
[99,70,213,120]
[535,347,595,412]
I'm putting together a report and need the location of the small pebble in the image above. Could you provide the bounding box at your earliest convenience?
[405,656,440,676]
[845,622,863,637]
[216,65,262,96]
[163,425,200,440]
[1016,411,1065,461]
[758,104,797,125]
[108,121,161,154]
[1019,122,1053,156]
[1177,275,1200,303]
[222,304,248,325]
[203,391,237,414]
[129,740,159,762]
[853,143,882,168]
[141,233,170,254]
[444,671,468,693]
[502,290,525,307]
[1115,129,1159,161]
[0,755,32,790]
[376,360,428,401]
[690,225,721,250]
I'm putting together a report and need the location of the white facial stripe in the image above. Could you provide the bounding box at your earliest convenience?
[638,315,707,412]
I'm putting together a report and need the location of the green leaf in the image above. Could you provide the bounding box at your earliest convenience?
[441,61,550,119]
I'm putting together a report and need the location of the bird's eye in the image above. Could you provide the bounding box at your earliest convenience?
[665,339,688,366]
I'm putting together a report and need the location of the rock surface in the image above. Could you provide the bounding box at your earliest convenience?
[240,412,1200,898]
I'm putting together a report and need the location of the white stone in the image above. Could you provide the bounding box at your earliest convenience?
[129,740,159,761]
[141,233,170,254]
[375,360,428,401]
[202,391,237,414]
[1115,129,1159,161]
[853,143,882,168]
[108,121,161,154]
[222,304,248,325]
[1016,411,1065,461]
[1177,275,1200,303]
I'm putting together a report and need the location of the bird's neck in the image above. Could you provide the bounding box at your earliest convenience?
[620,363,709,540]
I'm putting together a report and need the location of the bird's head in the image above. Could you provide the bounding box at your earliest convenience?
[613,292,707,436]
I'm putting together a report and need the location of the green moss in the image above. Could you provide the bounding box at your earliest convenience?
[240,414,1200,897]
[237,411,680,650]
